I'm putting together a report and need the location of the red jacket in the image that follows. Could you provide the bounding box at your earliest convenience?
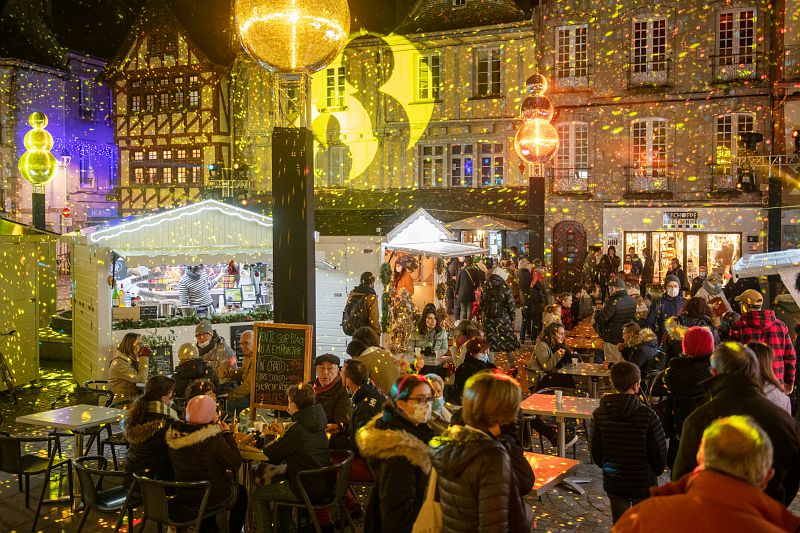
[613,470,800,533]
[730,310,796,389]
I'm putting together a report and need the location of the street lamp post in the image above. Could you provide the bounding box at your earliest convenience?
[18,112,58,230]
[514,75,559,262]
[59,148,71,234]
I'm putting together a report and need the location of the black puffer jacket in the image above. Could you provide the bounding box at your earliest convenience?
[356,410,435,533]
[454,356,496,403]
[481,274,520,352]
[173,357,220,397]
[672,374,800,505]
[262,403,332,502]
[165,421,241,507]
[621,328,661,375]
[590,393,667,499]
[123,405,177,485]
[347,382,386,450]
[663,313,721,360]
[455,265,484,304]
[430,425,533,533]
[663,354,712,436]
[593,290,637,343]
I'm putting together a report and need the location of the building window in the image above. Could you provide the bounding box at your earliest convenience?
[177,149,186,159]
[191,167,201,183]
[149,30,178,58]
[158,92,169,112]
[130,94,141,113]
[715,113,755,168]
[79,145,93,187]
[188,89,200,108]
[419,145,445,187]
[146,167,158,184]
[325,66,346,109]
[176,167,188,184]
[133,151,144,161]
[417,52,441,101]
[145,93,155,113]
[554,122,589,192]
[629,118,669,192]
[555,25,588,85]
[133,167,144,184]
[479,143,504,186]
[148,150,157,160]
[328,146,347,187]
[189,75,198,84]
[453,0,467,5]
[79,78,93,117]
[450,144,474,187]
[632,17,667,74]
[172,91,184,107]
[714,8,757,81]
[109,149,118,187]
[475,48,501,97]
[163,149,172,160]
[191,148,201,159]
[162,167,172,184]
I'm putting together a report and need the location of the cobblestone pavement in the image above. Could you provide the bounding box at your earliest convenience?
[1,364,798,532]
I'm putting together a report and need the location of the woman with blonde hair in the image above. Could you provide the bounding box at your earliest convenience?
[108,332,148,400]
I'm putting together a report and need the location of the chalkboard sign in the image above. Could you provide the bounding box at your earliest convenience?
[147,345,174,377]
[139,305,158,320]
[230,324,253,366]
[251,322,313,412]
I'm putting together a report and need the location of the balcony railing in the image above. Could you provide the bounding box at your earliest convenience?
[553,64,590,91]
[711,53,762,83]
[626,59,672,89]
[624,166,673,195]
[549,167,590,194]
[709,164,758,193]
[784,45,800,81]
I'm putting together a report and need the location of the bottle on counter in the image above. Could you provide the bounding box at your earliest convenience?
[118,284,126,307]
[112,282,119,308]
[125,290,132,307]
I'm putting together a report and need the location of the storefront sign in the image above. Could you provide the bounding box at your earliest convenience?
[663,211,700,229]
[251,322,313,412]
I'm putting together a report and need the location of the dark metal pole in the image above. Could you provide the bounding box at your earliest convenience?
[528,167,545,261]
[32,185,45,230]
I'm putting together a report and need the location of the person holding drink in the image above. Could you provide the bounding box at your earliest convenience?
[530,322,576,390]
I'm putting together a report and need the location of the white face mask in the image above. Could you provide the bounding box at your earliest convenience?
[408,402,432,424]
[666,287,680,297]
[478,353,490,363]
[198,339,211,349]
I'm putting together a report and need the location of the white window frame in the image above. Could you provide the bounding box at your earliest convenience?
[715,112,755,168]
[478,142,504,187]
[715,8,757,81]
[630,17,668,86]
[554,122,589,192]
[450,144,475,187]
[630,118,669,192]
[328,145,347,187]
[417,52,441,101]
[475,48,501,97]
[325,66,346,109]
[555,25,588,86]
[419,144,446,187]
[453,0,467,6]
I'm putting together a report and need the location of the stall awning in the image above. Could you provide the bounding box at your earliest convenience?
[385,240,488,258]
[445,215,527,231]
[84,200,273,267]
[733,250,800,306]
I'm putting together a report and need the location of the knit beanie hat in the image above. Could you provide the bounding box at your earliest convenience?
[682,326,715,357]
[665,274,680,286]
[185,394,217,424]
[492,266,509,281]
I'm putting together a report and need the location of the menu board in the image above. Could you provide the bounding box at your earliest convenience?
[251,322,313,412]
[147,345,174,377]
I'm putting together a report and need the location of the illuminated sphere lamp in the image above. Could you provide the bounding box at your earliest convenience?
[521,96,554,122]
[525,74,548,96]
[234,0,350,73]
[18,112,58,185]
[514,119,560,164]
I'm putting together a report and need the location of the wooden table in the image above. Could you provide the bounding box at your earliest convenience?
[520,394,599,457]
[526,452,582,496]
[17,405,127,506]
[565,318,602,352]
[557,363,610,398]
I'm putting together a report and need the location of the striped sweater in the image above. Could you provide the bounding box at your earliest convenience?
[178,271,214,307]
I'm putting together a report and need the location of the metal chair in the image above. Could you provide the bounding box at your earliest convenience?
[72,455,142,533]
[273,450,356,533]
[49,380,115,457]
[133,474,230,533]
[531,387,590,459]
[0,434,72,533]
[99,399,134,469]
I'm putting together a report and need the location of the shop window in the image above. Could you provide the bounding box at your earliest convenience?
[475,48,501,97]
[325,66,346,109]
[555,25,588,86]
[450,144,474,187]
[554,122,589,192]
[417,52,441,101]
[419,144,445,187]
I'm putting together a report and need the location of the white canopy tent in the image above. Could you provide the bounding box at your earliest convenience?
[384,208,488,258]
[732,250,800,306]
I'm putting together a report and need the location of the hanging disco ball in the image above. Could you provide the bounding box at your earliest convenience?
[524,73,548,96]
[521,96,554,122]
[514,118,560,164]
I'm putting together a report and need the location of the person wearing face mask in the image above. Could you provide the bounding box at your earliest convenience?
[454,337,497,402]
[690,265,708,297]
[392,262,415,298]
[666,258,689,294]
[123,375,178,487]
[194,319,236,388]
[425,373,452,434]
[356,375,436,533]
[108,332,148,401]
[694,272,732,315]
[646,275,686,343]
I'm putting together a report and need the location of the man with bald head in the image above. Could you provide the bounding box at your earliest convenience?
[615,416,800,532]
[672,342,800,505]
[226,329,255,411]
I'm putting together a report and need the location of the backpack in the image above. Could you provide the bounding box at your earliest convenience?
[342,293,368,336]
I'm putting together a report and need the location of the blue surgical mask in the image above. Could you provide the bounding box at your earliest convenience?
[432,397,445,413]
[478,353,489,363]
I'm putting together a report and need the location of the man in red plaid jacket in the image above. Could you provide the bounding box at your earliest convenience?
[730,289,796,393]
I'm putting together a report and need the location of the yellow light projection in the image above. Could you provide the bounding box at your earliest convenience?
[310,30,435,185]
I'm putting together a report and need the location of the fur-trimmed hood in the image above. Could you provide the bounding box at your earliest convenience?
[125,418,170,445]
[625,328,658,348]
[165,421,222,450]
[356,413,432,474]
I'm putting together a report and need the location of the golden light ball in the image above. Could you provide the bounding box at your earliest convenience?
[514,119,560,164]
[234,0,350,73]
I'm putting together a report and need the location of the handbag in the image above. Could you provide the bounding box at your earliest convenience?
[412,468,442,533]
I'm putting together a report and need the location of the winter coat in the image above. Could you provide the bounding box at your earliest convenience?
[123,402,178,484]
[641,256,655,285]
[455,265,484,304]
[517,267,533,306]
[356,410,436,533]
[724,276,761,314]
[593,290,637,344]
[663,312,720,361]
[572,295,594,322]
[531,340,570,373]
[631,256,644,277]
[598,254,621,283]
[621,328,660,375]
[672,374,800,505]
[590,393,667,499]
[173,357,220,397]
[774,294,800,337]
[689,275,705,297]
[429,425,534,533]
[481,274,520,352]
[348,382,387,451]
[613,470,800,533]
[262,403,332,502]
[107,350,148,401]
[198,333,236,381]
[454,356,496,402]
[357,347,401,395]
[645,293,685,340]
[666,267,689,292]
[226,353,254,401]
[730,310,797,389]
[764,382,792,415]
[583,254,599,285]
[165,421,241,507]
[314,376,352,433]
[406,328,449,365]
[347,285,381,336]
[393,271,415,297]
[694,280,732,314]
[662,355,711,437]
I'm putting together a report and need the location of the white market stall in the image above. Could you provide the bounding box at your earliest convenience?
[69,200,274,385]
[445,215,527,257]
[732,249,800,306]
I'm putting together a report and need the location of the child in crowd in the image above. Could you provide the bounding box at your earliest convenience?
[590,362,667,524]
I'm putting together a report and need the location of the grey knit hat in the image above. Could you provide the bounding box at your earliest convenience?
[664,275,680,286]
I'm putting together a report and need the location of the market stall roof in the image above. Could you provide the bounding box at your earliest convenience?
[384,208,487,258]
[84,200,273,267]
[733,250,800,306]
[445,215,527,232]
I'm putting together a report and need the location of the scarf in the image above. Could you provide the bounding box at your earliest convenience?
[146,400,179,420]
[702,279,723,296]
[198,333,221,357]
[313,374,341,396]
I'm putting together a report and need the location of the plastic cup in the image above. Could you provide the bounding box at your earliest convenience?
[414,347,422,357]
[571,358,579,367]
[253,421,264,433]
[554,390,563,409]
